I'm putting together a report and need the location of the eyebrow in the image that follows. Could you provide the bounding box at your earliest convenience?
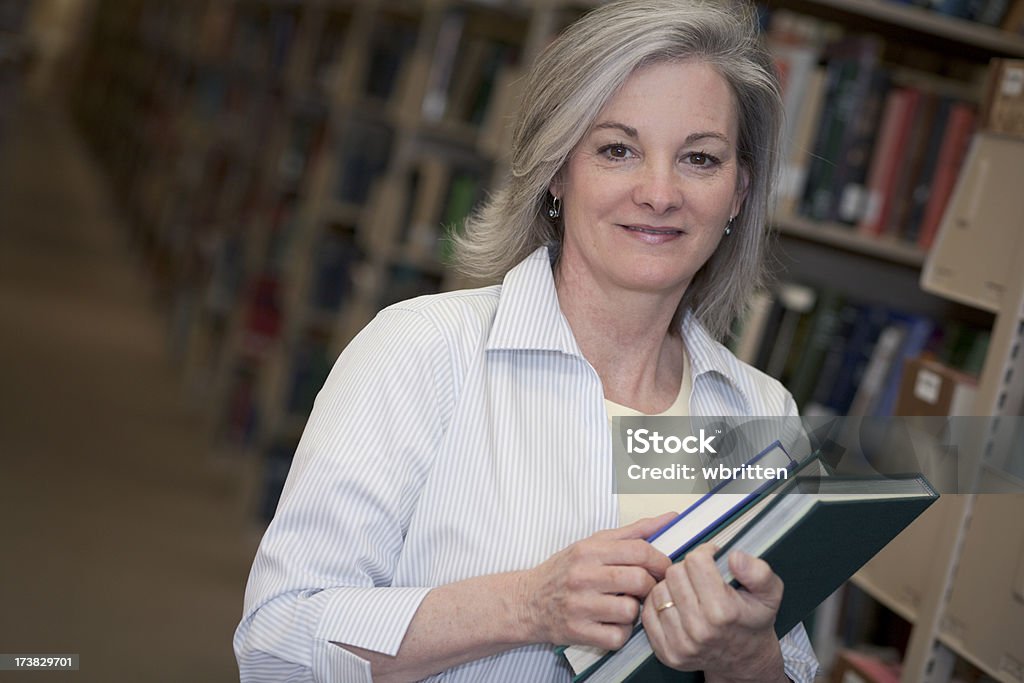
[592,121,732,146]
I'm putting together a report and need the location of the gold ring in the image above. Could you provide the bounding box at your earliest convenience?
[655,600,675,613]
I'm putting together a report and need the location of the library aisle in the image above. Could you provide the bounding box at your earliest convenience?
[0,93,258,681]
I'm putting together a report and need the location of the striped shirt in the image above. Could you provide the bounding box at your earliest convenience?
[234,246,819,682]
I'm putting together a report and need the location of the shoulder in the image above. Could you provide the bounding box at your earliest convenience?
[719,351,797,416]
[335,285,502,390]
[381,285,502,341]
[314,286,502,432]
[683,314,797,417]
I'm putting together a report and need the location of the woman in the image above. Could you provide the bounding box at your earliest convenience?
[235,0,818,681]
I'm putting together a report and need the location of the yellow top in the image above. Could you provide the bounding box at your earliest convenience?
[604,350,710,527]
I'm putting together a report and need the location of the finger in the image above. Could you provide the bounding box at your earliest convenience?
[595,538,672,579]
[605,511,678,541]
[681,543,732,606]
[648,574,697,660]
[641,588,670,658]
[579,593,644,627]
[728,551,783,608]
[576,621,635,652]
[591,564,658,599]
[669,558,731,651]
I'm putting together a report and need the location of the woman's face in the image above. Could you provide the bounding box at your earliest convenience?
[552,59,748,304]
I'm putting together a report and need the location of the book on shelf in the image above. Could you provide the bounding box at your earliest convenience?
[773,41,823,162]
[1002,0,1024,33]
[915,102,977,250]
[935,323,990,377]
[804,304,894,417]
[562,441,804,676]
[766,10,837,218]
[832,68,890,225]
[973,0,1015,27]
[444,35,518,127]
[438,167,484,263]
[981,58,1024,140]
[829,649,902,683]
[776,65,828,218]
[800,35,885,224]
[310,8,351,93]
[858,88,922,237]
[405,158,452,256]
[333,119,394,205]
[243,273,284,345]
[800,303,863,417]
[378,264,443,310]
[900,96,954,244]
[882,91,942,238]
[278,106,327,190]
[222,364,260,447]
[567,468,939,683]
[870,315,937,417]
[753,282,817,381]
[477,63,526,158]
[421,8,466,123]
[786,288,845,410]
[838,322,906,418]
[363,13,418,103]
[729,289,775,366]
[308,230,362,313]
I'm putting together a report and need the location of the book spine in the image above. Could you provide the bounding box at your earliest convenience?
[924,116,975,234]
[858,88,922,236]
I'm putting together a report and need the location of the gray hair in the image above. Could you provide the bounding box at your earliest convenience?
[450,0,782,340]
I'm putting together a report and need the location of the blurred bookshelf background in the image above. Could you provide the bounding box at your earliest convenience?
[1,0,1023,680]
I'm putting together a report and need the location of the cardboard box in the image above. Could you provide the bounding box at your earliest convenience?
[895,356,978,417]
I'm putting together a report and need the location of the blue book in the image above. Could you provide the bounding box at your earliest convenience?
[573,468,937,683]
[645,441,796,560]
[562,441,797,675]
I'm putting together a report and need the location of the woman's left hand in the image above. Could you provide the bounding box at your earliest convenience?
[641,544,789,683]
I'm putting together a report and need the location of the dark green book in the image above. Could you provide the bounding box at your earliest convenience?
[574,473,938,683]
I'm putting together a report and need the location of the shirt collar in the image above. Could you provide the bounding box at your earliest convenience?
[486,246,584,356]
[487,246,755,411]
[681,309,754,413]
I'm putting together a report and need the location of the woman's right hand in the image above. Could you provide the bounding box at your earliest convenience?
[515,512,675,650]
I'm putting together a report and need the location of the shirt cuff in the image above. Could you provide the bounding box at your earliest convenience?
[780,623,819,683]
[313,638,373,683]
[315,585,433,656]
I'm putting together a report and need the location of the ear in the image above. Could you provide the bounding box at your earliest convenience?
[548,171,564,200]
[731,165,751,218]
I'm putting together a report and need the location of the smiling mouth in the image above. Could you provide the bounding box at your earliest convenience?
[623,225,684,235]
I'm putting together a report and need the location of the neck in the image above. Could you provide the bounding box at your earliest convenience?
[555,263,686,414]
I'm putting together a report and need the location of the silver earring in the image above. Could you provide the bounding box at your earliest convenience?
[548,196,562,219]
[724,216,735,236]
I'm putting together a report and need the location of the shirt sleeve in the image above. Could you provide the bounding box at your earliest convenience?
[233,307,455,683]
[780,622,819,683]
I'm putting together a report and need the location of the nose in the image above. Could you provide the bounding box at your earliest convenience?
[632,161,682,214]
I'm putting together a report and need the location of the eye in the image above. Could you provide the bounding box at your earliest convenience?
[599,143,636,161]
[685,151,720,167]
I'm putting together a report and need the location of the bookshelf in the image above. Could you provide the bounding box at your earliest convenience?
[70,0,1022,680]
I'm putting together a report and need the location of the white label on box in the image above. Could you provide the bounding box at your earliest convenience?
[1001,66,1024,98]
[914,369,942,405]
[842,671,867,683]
